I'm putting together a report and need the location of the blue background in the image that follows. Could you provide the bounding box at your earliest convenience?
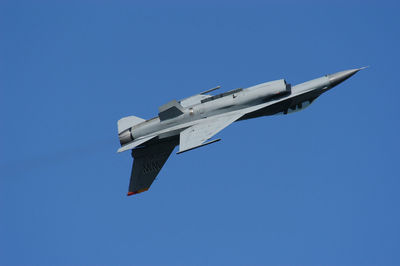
[1,1,399,265]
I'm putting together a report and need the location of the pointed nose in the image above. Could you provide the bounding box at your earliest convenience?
[327,67,367,88]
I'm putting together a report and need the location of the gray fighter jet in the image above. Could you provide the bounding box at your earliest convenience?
[117,68,365,195]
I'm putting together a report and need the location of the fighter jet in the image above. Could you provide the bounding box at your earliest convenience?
[117,67,365,196]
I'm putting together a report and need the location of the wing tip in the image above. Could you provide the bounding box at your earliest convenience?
[127,188,149,196]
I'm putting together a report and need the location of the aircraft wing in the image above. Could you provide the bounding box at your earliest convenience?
[127,139,177,195]
[118,135,156,153]
[178,113,243,153]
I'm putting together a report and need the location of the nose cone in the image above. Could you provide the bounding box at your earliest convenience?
[327,67,367,88]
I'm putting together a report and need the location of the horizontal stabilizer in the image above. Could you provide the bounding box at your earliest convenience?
[158,100,184,121]
[117,135,156,153]
[118,116,145,134]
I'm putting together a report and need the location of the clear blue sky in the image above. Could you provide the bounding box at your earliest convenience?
[1,1,399,265]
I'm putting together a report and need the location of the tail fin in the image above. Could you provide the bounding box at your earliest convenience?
[118,116,145,134]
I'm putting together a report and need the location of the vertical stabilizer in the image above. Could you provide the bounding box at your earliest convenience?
[117,116,145,134]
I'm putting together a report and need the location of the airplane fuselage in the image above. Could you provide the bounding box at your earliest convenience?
[120,73,338,145]
[117,68,365,195]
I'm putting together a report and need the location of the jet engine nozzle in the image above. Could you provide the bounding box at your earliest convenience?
[119,129,133,145]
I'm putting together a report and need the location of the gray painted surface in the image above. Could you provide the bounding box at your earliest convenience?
[117,68,365,195]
